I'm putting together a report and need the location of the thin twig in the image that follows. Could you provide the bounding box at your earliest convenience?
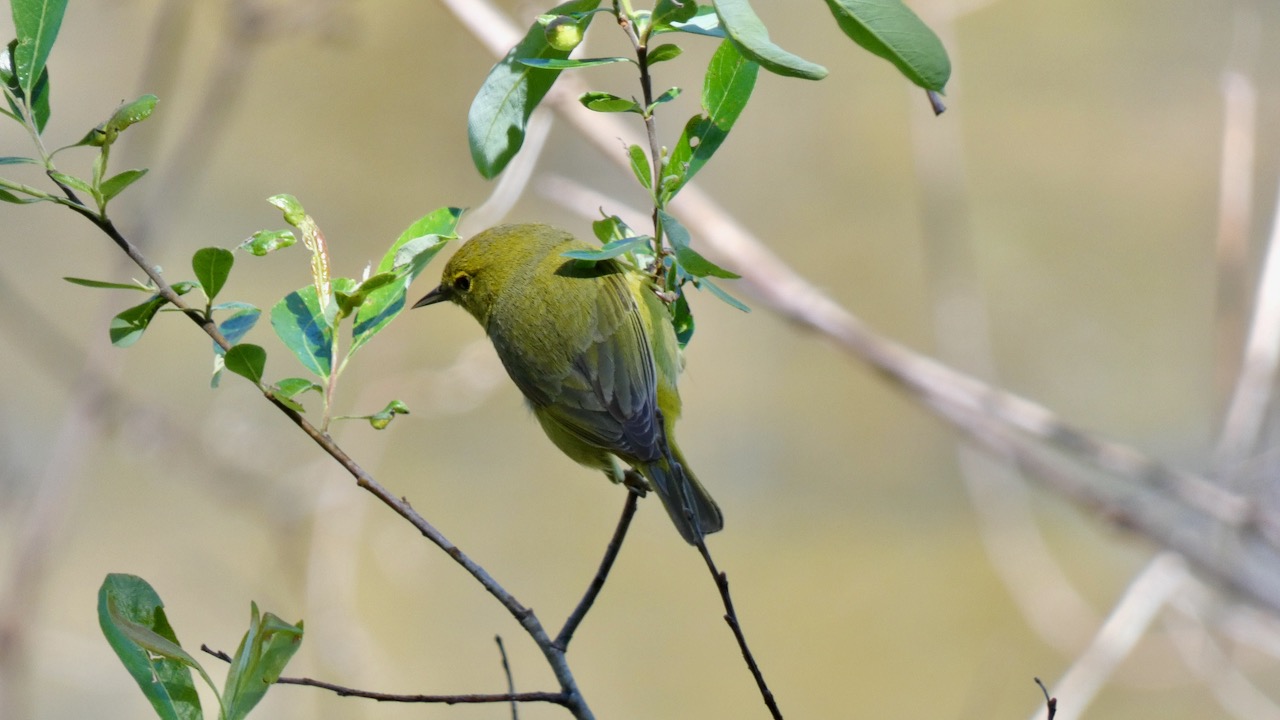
[1033,678,1057,720]
[555,489,640,651]
[278,677,568,706]
[495,636,519,720]
[695,538,782,720]
[201,645,569,707]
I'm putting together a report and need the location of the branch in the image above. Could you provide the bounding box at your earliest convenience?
[201,645,570,707]
[555,488,641,651]
[695,539,782,720]
[64,201,593,719]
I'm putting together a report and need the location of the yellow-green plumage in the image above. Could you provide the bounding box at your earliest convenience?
[414,224,722,544]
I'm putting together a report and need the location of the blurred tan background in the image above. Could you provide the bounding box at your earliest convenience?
[2,0,1278,718]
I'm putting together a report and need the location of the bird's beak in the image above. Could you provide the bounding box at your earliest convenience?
[412,284,450,309]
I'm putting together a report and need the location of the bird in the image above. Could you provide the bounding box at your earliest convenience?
[413,223,723,545]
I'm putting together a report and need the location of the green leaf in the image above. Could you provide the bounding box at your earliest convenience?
[10,0,66,101]
[561,236,650,261]
[349,208,461,358]
[238,229,296,256]
[269,378,321,411]
[650,87,681,108]
[698,276,750,311]
[75,94,159,148]
[646,43,683,64]
[659,210,739,278]
[221,603,303,720]
[335,271,397,318]
[98,574,204,720]
[99,168,148,203]
[0,156,37,164]
[274,377,322,399]
[665,39,757,199]
[109,295,168,347]
[628,144,652,190]
[375,206,463,274]
[192,247,234,302]
[653,0,698,31]
[25,63,48,132]
[63,276,151,291]
[0,187,39,204]
[824,0,950,92]
[215,302,261,347]
[663,6,724,37]
[714,0,827,79]
[579,91,642,114]
[672,289,694,347]
[365,400,410,430]
[267,193,307,227]
[106,94,158,135]
[48,169,92,196]
[468,0,603,178]
[517,56,631,69]
[224,343,267,385]
[591,214,648,246]
[271,286,333,379]
[0,41,23,118]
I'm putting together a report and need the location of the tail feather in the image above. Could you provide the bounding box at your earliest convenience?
[642,452,723,545]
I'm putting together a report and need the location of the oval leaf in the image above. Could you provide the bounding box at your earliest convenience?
[238,229,296,256]
[192,247,234,301]
[216,303,261,347]
[824,0,950,92]
[99,168,149,203]
[224,343,267,385]
[647,43,683,64]
[579,91,642,114]
[628,144,652,190]
[270,286,333,379]
[714,0,827,80]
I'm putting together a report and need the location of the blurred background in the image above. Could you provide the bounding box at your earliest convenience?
[2,0,1279,718]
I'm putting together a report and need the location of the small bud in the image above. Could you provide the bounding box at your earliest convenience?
[544,16,583,52]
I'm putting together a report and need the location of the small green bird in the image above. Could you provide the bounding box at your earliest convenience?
[414,224,723,545]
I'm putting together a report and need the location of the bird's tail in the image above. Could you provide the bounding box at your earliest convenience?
[642,445,723,545]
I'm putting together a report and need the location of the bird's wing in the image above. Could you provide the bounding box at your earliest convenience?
[499,271,663,464]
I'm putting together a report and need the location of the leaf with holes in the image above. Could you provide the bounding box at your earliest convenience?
[665,39,757,200]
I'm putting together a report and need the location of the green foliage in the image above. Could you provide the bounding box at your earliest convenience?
[468,0,603,178]
[98,574,303,720]
[224,343,267,385]
[665,39,757,201]
[824,0,951,92]
[98,574,204,720]
[714,0,827,80]
[466,1,949,344]
[192,247,234,302]
[9,0,65,102]
[221,603,304,720]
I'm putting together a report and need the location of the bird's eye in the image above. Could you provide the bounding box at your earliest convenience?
[453,273,472,292]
